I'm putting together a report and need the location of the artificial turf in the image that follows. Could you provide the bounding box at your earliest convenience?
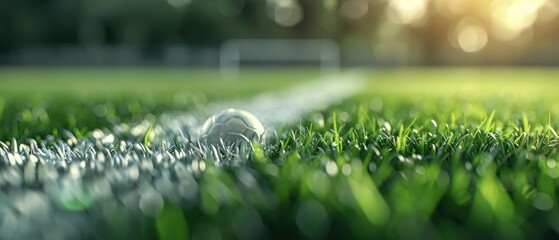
[1,67,558,239]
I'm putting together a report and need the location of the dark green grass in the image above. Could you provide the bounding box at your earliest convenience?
[1,68,559,239]
[266,97,559,239]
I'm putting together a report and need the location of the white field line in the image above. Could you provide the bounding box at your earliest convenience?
[155,71,365,141]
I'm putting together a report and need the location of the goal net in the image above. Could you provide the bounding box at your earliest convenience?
[220,39,340,78]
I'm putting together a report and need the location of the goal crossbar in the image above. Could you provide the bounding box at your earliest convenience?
[220,39,340,78]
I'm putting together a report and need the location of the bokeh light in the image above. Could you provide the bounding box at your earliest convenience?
[266,0,304,27]
[458,25,488,53]
[387,0,429,25]
[489,0,546,41]
[449,18,488,53]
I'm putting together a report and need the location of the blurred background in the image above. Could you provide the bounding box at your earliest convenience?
[1,0,558,67]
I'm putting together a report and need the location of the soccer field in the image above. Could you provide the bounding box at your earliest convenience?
[1,67,559,239]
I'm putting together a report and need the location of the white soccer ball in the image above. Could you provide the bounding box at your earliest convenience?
[200,108,265,147]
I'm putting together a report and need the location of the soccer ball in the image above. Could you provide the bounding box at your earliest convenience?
[200,108,265,147]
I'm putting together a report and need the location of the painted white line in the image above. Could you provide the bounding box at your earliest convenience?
[156,71,365,140]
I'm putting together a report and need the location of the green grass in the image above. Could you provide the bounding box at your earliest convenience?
[0,68,320,140]
[268,97,558,239]
[1,67,559,239]
[0,67,320,95]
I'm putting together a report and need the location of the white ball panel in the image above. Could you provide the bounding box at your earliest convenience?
[200,108,265,147]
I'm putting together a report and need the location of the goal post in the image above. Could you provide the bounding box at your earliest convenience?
[220,39,340,78]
